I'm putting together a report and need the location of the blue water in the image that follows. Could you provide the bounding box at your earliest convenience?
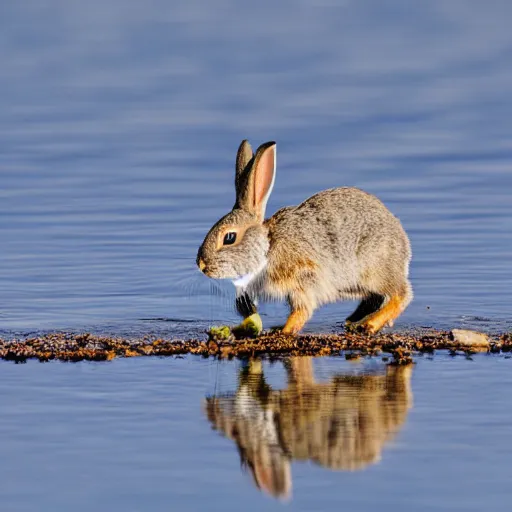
[1,355,512,512]
[1,1,511,336]
[1,1,511,510]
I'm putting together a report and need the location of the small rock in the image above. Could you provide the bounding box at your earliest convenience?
[450,329,489,347]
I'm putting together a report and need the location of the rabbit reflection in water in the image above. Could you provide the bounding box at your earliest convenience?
[204,359,413,500]
[197,140,412,334]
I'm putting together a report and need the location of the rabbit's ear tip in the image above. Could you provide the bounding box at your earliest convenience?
[237,139,253,156]
[255,141,276,154]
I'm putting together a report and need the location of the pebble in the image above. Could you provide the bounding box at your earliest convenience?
[450,329,490,347]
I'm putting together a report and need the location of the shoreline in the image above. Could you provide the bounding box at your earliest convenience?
[0,329,510,364]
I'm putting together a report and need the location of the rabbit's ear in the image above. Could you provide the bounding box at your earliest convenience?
[235,140,253,196]
[252,448,291,500]
[238,141,276,220]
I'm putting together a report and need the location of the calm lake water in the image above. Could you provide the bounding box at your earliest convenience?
[2,355,512,512]
[1,1,511,510]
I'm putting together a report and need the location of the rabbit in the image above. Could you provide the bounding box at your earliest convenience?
[196,140,412,334]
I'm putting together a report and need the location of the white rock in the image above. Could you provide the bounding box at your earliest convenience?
[450,329,489,347]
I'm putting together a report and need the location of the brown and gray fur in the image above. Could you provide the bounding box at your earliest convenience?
[197,140,413,334]
[203,358,413,500]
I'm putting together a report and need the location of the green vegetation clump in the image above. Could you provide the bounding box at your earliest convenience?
[207,325,232,340]
[208,313,263,341]
[232,313,263,339]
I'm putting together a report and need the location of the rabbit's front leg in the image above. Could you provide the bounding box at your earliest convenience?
[280,291,314,335]
[266,307,311,335]
[282,307,312,334]
[235,292,258,318]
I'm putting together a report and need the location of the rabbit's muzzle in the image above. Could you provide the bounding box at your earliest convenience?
[196,249,220,278]
[197,254,212,276]
[196,246,209,274]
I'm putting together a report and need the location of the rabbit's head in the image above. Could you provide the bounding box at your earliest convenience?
[197,140,276,282]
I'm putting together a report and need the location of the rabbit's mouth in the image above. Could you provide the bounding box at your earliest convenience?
[198,262,240,281]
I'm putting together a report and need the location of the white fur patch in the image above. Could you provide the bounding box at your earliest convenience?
[232,273,255,289]
[232,259,267,291]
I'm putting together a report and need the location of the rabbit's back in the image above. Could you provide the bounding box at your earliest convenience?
[264,187,411,304]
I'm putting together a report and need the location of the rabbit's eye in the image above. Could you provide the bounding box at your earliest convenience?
[223,232,237,245]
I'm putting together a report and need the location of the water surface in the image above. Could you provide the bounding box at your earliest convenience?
[1,1,511,336]
[1,355,511,511]
[1,2,511,511]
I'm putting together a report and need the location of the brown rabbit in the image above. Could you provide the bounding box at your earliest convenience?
[197,140,412,334]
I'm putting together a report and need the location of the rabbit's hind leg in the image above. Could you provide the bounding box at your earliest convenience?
[345,293,385,327]
[358,283,412,334]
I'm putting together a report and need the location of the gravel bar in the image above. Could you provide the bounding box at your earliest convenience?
[0,330,510,364]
